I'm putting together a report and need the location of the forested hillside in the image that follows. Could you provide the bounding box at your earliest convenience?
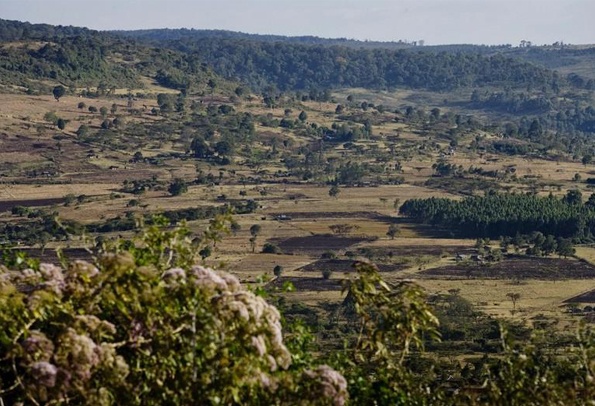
[114,27,415,49]
[0,19,223,92]
[118,28,595,90]
[122,35,561,92]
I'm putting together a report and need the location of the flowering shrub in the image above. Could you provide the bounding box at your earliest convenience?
[0,222,346,405]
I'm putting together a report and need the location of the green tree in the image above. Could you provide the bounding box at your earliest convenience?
[52,85,66,101]
[298,111,308,122]
[386,224,400,239]
[556,238,575,257]
[190,136,212,159]
[249,224,261,238]
[507,292,521,310]
[199,245,212,260]
[214,140,233,156]
[168,178,188,196]
[230,221,241,236]
[328,185,340,199]
[262,242,281,254]
[57,118,66,130]
[43,111,59,125]
[273,265,283,277]
[76,125,89,138]
[249,224,261,253]
[564,189,583,205]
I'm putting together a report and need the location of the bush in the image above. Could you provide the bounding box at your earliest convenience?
[0,222,347,405]
[168,178,188,196]
[262,242,282,254]
[273,265,283,277]
[321,251,337,259]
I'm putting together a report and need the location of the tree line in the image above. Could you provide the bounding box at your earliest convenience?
[399,191,595,240]
[127,36,561,93]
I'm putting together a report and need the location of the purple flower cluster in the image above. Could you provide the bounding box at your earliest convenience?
[303,365,349,406]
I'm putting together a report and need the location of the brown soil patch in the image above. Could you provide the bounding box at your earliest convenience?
[298,259,401,273]
[271,277,343,292]
[5,248,92,264]
[564,290,595,304]
[0,197,66,212]
[357,245,474,257]
[268,211,386,220]
[421,256,595,280]
[269,234,374,255]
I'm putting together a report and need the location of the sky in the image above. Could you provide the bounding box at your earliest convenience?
[1,0,593,46]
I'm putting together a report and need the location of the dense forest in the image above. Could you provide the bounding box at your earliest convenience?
[118,29,593,90]
[400,192,595,240]
[123,36,561,92]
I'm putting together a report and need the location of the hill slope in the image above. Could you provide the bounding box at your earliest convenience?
[0,19,227,94]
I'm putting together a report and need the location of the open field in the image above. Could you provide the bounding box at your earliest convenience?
[417,278,595,321]
[420,256,595,279]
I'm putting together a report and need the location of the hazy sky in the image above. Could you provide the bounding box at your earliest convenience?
[2,0,593,45]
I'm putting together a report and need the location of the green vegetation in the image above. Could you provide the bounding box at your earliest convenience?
[2,225,595,404]
[119,30,560,92]
[2,17,595,405]
[400,192,595,240]
[0,19,223,93]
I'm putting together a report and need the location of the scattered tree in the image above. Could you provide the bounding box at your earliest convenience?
[329,185,340,199]
[249,224,262,253]
[329,224,359,235]
[168,178,188,196]
[273,265,283,277]
[262,242,281,254]
[506,292,521,310]
[386,224,400,239]
[52,85,66,101]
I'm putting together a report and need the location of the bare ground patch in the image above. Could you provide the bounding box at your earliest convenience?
[297,259,401,273]
[4,248,92,264]
[0,197,66,212]
[267,211,387,220]
[564,289,595,304]
[420,256,595,280]
[269,234,374,255]
[270,277,343,292]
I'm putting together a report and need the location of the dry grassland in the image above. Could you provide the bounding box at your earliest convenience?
[417,278,593,322]
[2,89,595,332]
